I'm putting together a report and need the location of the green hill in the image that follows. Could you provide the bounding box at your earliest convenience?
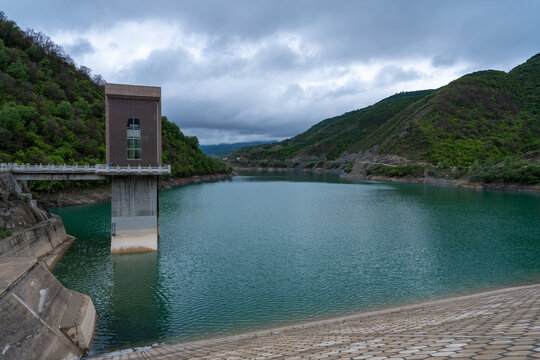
[372,57,540,166]
[235,90,434,162]
[0,12,227,179]
[200,140,278,157]
[233,54,540,183]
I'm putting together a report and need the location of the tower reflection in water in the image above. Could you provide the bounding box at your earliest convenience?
[110,251,169,348]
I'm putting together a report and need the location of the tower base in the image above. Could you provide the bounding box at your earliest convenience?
[111,176,159,254]
[111,233,157,253]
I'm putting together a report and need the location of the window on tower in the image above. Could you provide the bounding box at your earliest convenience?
[127,118,141,160]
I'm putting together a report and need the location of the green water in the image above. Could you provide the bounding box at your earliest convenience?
[50,172,540,355]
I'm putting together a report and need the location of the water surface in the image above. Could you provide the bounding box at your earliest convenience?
[51,172,540,354]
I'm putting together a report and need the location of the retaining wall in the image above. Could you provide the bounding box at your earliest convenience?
[0,173,97,359]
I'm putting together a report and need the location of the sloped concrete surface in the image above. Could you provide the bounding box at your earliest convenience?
[0,173,96,359]
[92,283,540,359]
[0,261,96,359]
[0,215,69,263]
[0,256,35,293]
[60,289,97,351]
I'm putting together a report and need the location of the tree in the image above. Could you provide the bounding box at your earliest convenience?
[6,61,29,81]
[92,74,105,86]
[0,20,19,46]
[0,103,24,133]
[57,100,73,119]
[25,44,42,61]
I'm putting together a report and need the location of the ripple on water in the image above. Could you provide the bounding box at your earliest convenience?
[50,174,540,354]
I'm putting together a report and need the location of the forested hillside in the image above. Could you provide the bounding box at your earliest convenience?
[233,54,540,183]
[372,55,540,166]
[235,90,433,162]
[0,12,227,178]
[161,116,228,176]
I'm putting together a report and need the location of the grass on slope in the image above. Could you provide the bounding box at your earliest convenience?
[376,63,540,166]
[236,90,433,161]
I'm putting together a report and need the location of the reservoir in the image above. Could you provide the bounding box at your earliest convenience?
[50,172,540,355]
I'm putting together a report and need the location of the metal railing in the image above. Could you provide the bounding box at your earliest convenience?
[95,164,171,175]
[0,163,171,175]
[0,163,96,173]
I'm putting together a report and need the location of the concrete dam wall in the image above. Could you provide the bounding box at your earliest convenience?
[0,173,96,359]
[0,216,73,269]
[0,259,96,359]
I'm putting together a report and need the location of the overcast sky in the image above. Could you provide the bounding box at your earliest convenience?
[2,1,539,144]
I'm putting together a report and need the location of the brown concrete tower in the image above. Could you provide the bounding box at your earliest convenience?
[105,83,162,167]
[105,83,163,253]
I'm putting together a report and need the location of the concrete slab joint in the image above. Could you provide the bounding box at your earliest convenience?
[0,261,96,360]
[59,291,97,351]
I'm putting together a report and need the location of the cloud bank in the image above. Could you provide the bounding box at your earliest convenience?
[3,0,539,144]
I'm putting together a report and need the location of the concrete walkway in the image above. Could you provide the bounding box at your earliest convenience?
[91,283,540,359]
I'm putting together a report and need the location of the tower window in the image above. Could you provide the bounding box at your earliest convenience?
[127,118,141,160]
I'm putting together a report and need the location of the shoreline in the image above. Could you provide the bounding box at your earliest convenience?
[36,167,537,208]
[234,166,540,193]
[90,281,540,359]
[34,172,233,208]
[346,173,540,192]
[27,169,537,358]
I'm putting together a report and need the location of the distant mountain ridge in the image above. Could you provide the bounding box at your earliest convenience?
[200,140,278,156]
[234,54,540,168]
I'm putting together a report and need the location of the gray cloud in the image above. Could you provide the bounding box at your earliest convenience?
[8,0,539,65]
[165,95,317,138]
[65,37,93,57]
[431,55,456,68]
[374,66,422,86]
[252,44,303,71]
[2,0,540,144]
[116,48,193,84]
[324,80,366,99]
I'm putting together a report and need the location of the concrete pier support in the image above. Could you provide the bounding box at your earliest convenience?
[111,176,159,253]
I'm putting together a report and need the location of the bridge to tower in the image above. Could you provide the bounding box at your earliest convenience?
[1,83,169,254]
